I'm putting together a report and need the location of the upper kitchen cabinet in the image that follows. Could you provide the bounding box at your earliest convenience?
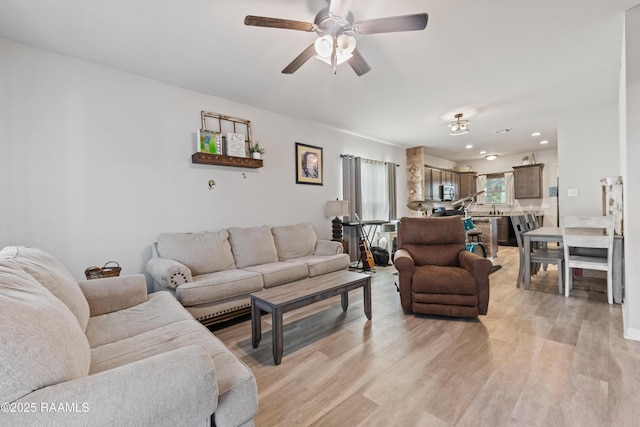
[513,163,544,199]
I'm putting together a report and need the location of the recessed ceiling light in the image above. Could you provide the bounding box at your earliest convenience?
[465,144,473,149]
[485,155,498,161]
[479,150,487,155]
[492,128,512,134]
[540,140,549,144]
[531,132,541,137]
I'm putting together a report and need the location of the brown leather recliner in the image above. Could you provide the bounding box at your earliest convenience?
[394,216,492,317]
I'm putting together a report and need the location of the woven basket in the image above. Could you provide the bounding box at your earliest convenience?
[84,261,121,280]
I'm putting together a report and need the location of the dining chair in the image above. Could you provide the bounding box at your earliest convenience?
[521,213,546,273]
[561,215,615,303]
[510,215,564,293]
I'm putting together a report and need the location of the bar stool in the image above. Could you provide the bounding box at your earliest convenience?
[462,217,483,242]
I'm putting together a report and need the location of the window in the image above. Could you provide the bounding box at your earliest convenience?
[485,174,507,204]
[360,159,389,221]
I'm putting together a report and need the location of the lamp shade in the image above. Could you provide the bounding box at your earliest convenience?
[325,200,349,217]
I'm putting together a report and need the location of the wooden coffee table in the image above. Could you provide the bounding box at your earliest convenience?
[251,270,372,365]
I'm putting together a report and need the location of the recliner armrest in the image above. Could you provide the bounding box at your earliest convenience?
[458,251,492,277]
[5,346,218,427]
[393,249,415,311]
[78,274,148,316]
[393,249,415,272]
[458,251,492,315]
[146,257,193,290]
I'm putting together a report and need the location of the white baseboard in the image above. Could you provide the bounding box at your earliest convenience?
[622,303,640,341]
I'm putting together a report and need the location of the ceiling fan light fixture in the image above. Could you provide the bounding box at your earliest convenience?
[337,34,356,54]
[314,35,333,58]
[314,34,355,66]
[448,113,470,136]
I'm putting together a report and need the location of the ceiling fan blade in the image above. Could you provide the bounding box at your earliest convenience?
[348,49,371,76]
[354,13,428,35]
[329,0,354,19]
[282,44,317,74]
[244,15,315,32]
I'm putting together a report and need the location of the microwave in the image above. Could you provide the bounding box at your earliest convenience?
[439,185,455,201]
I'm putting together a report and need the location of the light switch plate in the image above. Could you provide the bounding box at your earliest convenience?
[568,188,579,197]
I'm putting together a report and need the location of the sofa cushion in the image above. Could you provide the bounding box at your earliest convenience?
[156,231,236,275]
[90,319,258,427]
[271,223,317,260]
[0,264,91,403]
[242,261,309,288]
[228,226,278,268]
[177,269,263,306]
[85,291,195,348]
[288,253,350,277]
[0,246,90,331]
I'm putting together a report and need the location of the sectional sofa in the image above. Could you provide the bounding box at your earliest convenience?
[146,222,351,325]
[0,246,258,427]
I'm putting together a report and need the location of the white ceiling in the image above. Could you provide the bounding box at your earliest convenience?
[1,0,638,161]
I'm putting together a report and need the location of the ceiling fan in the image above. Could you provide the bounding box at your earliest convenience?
[244,0,428,76]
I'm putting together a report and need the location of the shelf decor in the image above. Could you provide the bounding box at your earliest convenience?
[192,111,263,169]
[226,132,246,157]
[198,129,222,154]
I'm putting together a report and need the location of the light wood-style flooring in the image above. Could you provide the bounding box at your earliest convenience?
[213,246,640,426]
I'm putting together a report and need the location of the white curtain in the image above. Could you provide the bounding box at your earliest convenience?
[504,171,515,205]
[476,175,487,204]
[360,158,389,221]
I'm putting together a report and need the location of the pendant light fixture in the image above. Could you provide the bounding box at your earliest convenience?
[448,113,470,136]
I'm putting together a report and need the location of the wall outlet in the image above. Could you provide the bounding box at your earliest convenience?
[568,188,579,197]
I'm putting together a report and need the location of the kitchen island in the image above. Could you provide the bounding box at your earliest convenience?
[471,217,499,258]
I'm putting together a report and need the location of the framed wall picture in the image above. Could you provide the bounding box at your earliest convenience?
[198,129,222,154]
[226,132,246,157]
[295,142,323,185]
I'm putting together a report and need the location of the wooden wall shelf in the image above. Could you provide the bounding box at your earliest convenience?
[191,153,263,169]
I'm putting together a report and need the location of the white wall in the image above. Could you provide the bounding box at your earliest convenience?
[623,5,640,339]
[557,102,620,216]
[0,39,406,286]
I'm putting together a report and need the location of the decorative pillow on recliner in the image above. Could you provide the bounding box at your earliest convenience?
[157,230,236,276]
[228,226,278,268]
[0,246,91,332]
[0,264,91,403]
[271,223,317,260]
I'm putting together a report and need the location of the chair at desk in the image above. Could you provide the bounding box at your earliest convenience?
[561,216,614,303]
[510,215,565,294]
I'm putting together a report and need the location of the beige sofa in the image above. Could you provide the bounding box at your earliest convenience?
[0,246,258,427]
[146,222,350,325]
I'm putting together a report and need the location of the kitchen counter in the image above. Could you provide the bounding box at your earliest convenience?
[470,217,499,258]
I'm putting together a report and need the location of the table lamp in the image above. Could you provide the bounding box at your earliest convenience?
[325,199,350,241]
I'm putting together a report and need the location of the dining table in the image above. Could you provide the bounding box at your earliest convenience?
[522,226,624,303]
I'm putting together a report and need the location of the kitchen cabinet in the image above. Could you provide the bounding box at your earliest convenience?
[459,172,476,198]
[513,163,544,199]
[423,165,477,201]
[497,217,510,245]
[423,168,433,200]
[431,169,442,200]
[442,171,453,186]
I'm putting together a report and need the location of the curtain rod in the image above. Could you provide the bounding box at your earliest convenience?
[340,154,399,166]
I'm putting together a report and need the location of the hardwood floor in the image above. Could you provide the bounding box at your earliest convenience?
[213,247,640,426]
